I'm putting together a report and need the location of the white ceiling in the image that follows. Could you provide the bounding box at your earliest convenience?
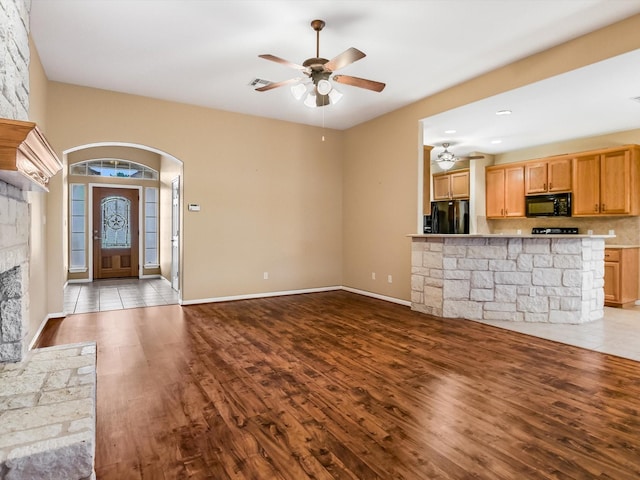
[423,47,640,161]
[30,0,640,146]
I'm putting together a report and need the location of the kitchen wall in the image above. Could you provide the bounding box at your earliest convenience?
[487,128,640,244]
[342,14,640,301]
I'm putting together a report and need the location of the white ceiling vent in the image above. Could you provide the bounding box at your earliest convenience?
[249,78,271,87]
[631,96,640,104]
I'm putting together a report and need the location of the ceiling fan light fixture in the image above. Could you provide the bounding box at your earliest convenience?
[328,87,343,105]
[291,82,307,100]
[303,90,317,108]
[436,158,456,171]
[437,143,457,171]
[317,79,332,95]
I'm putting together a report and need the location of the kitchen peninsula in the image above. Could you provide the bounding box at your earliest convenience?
[410,233,611,324]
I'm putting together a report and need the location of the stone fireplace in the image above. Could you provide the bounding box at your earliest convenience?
[0,2,96,478]
[0,183,30,363]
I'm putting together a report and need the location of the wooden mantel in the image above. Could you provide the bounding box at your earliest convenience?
[0,118,62,192]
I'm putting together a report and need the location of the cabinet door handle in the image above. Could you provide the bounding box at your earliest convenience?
[602,204,606,212]
[501,208,504,216]
[595,204,599,212]
[544,183,547,190]
[549,182,552,190]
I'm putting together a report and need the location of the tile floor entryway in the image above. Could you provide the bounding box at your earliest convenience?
[475,305,640,362]
[64,277,180,314]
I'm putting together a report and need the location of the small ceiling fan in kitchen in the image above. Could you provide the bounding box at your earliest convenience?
[254,19,386,107]
[434,143,485,171]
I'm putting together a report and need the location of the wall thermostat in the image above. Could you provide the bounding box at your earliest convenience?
[188,204,201,212]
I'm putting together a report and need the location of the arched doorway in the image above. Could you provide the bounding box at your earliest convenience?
[62,142,184,313]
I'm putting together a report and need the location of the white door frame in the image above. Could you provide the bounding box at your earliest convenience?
[171,176,180,292]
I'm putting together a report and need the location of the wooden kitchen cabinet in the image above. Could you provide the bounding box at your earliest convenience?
[486,164,525,218]
[525,157,572,195]
[573,145,640,216]
[433,169,469,200]
[604,247,639,307]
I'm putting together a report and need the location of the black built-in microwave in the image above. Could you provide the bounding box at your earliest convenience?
[525,192,571,217]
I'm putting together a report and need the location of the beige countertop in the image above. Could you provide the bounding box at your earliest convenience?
[408,234,615,239]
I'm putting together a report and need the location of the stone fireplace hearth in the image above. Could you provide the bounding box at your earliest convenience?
[0,180,29,364]
[0,266,26,363]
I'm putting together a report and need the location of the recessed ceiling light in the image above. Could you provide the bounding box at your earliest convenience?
[491,139,502,144]
[444,129,456,134]
[496,110,512,116]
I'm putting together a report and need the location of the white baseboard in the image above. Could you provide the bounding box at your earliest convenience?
[180,285,410,307]
[341,287,411,307]
[67,278,92,284]
[28,311,66,351]
[180,285,342,305]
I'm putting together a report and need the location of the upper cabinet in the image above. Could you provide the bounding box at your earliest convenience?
[524,157,572,195]
[486,164,525,218]
[433,169,469,200]
[572,146,640,216]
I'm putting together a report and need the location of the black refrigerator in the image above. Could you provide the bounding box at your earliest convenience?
[425,200,470,234]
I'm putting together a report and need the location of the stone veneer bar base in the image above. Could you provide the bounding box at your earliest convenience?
[0,342,96,479]
[411,235,605,323]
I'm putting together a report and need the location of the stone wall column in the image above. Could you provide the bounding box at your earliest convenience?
[0,0,31,120]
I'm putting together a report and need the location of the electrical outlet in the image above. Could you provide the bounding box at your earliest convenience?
[263,272,269,280]
[372,272,376,280]
[388,275,393,283]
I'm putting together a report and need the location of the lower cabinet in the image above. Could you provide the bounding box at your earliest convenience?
[604,247,639,307]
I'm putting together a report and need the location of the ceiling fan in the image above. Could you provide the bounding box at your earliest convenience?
[255,19,386,107]
[434,143,485,171]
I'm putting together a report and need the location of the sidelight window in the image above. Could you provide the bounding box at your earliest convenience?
[144,187,159,267]
[69,184,87,272]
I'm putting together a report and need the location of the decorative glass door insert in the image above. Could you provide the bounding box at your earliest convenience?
[101,196,132,249]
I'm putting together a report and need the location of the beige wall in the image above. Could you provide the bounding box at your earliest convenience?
[494,129,640,165]
[341,14,640,301]
[27,13,640,320]
[44,83,344,302]
[25,38,56,347]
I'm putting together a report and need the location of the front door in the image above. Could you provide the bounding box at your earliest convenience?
[93,187,139,279]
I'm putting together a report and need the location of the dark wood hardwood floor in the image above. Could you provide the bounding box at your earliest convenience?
[36,291,640,479]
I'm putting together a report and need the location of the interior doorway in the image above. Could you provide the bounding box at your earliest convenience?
[92,186,140,279]
[171,177,180,291]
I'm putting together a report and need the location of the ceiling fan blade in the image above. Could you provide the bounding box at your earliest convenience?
[255,77,300,92]
[258,54,307,71]
[324,47,366,71]
[333,75,386,92]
